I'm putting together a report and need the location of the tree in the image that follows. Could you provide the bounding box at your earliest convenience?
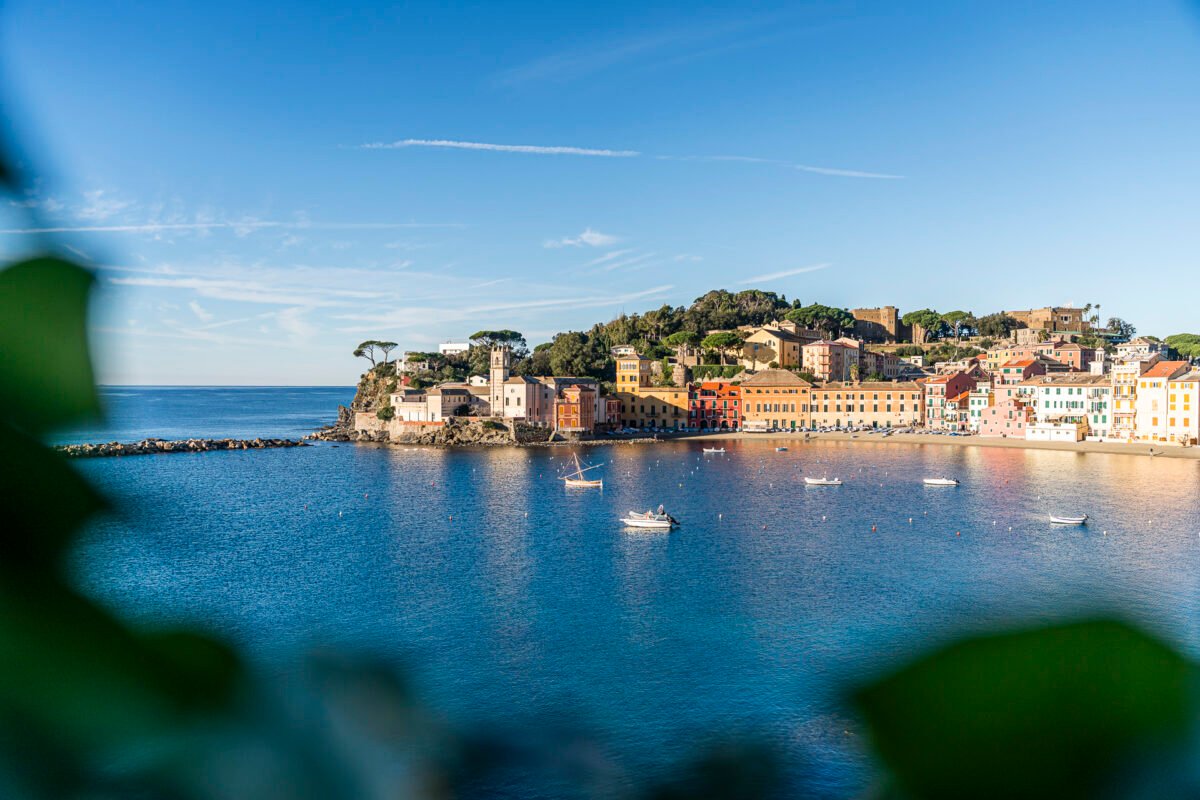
[941,310,973,345]
[902,309,944,341]
[375,405,395,421]
[977,313,1019,339]
[1106,317,1136,341]
[1165,334,1200,360]
[665,330,702,359]
[469,329,528,357]
[547,332,608,378]
[353,340,381,366]
[701,331,746,365]
[376,341,398,364]
[786,303,855,338]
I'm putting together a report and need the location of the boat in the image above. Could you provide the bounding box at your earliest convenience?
[702,447,726,454]
[804,476,843,486]
[561,452,603,488]
[1050,514,1088,525]
[923,477,959,487]
[620,507,679,529]
[775,446,788,452]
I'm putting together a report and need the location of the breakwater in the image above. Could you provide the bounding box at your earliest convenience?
[57,437,308,458]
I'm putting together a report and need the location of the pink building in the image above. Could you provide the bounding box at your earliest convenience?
[923,372,978,430]
[979,396,1034,438]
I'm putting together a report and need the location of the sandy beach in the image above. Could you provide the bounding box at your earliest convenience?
[689,430,1200,460]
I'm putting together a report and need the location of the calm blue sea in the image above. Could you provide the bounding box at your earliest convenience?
[69,387,1200,797]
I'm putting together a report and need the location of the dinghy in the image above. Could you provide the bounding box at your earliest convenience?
[775,446,788,452]
[1050,514,1088,525]
[804,476,843,486]
[620,507,679,529]
[923,477,959,487]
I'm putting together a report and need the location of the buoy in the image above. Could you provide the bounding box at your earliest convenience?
[364,493,368,499]
[871,525,877,532]
[718,513,723,519]
[449,515,453,521]
[338,511,343,518]
[822,515,827,522]
[524,512,528,518]
[956,531,961,536]
[908,518,913,524]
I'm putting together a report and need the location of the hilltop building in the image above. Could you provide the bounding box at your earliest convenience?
[1003,306,1090,335]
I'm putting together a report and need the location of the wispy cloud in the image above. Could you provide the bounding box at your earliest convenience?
[358,137,902,180]
[188,300,213,322]
[794,165,903,179]
[544,227,619,248]
[108,274,383,307]
[740,263,832,285]
[77,189,133,221]
[582,248,635,267]
[359,139,639,157]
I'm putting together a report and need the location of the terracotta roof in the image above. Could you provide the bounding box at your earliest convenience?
[948,390,971,402]
[504,375,539,384]
[1144,360,1190,378]
[739,368,812,387]
[1002,358,1036,368]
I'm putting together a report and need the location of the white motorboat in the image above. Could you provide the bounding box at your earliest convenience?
[804,476,843,486]
[775,446,788,452]
[561,452,603,488]
[702,447,726,454]
[1050,514,1088,525]
[620,509,678,529]
[923,477,959,487]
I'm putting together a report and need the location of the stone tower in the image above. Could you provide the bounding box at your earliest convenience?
[489,345,510,416]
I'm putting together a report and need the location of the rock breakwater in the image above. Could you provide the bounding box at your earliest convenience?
[57,437,308,458]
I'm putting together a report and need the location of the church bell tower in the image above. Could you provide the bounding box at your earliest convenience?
[489,345,510,416]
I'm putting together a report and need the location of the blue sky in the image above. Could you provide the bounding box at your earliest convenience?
[2,1,1199,384]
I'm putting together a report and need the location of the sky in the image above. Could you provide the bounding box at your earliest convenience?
[2,0,1199,385]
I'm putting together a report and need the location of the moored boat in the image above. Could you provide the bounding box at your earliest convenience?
[620,507,679,529]
[775,446,788,452]
[804,476,842,486]
[702,447,726,454]
[1050,513,1088,525]
[561,452,603,488]
[923,477,959,487]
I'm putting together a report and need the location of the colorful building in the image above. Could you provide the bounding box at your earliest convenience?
[739,369,812,431]
[1134,361,1192,443]
[810,382,924,429]
[802,339,860,381]
[923,372,977,430]
[978,396,1033,438]
[740,326,804,369]
[689,380,741,429]
[555,384,597,433]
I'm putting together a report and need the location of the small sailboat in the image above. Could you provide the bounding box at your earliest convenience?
[1050,513,1088,525]
[804,476,843,486]
[561,452,603,488]
[703,447,726,454]
[620,506,679,529]
[923,477,959,487]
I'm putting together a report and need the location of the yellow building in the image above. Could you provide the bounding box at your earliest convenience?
[810,382,924,429]
[740,326,804,369]
[614,350,687,429]
[739,369,812,431]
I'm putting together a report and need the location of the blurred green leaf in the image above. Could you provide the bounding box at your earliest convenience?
[0,256,99,433]
[855,619,1195,800]
[0,421,104,570]
[0,578,241,749]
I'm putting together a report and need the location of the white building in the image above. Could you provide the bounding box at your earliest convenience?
[1026,419,1087,442]
[1115,337,1163,362]
[439,341,471,356]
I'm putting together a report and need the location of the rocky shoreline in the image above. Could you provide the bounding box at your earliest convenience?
[56,437,309,458]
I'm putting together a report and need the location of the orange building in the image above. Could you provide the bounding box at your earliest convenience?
[555,384,597,432]
[688,380,741,429]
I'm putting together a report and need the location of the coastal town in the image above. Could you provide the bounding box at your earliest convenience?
[343,294,1200,450]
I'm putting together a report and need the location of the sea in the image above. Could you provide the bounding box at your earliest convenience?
[62,387,1200,798]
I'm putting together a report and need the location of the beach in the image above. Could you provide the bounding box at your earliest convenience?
[691,429,1200,459]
